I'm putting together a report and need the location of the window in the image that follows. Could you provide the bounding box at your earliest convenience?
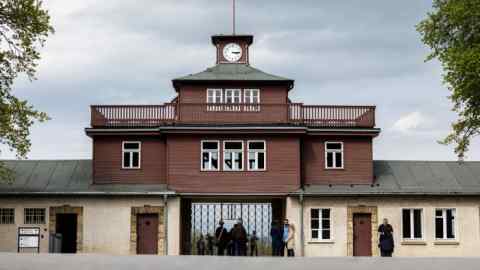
[201,141,219,171]
[248,141,266,170]
[223,141,243,171]
[0,208,14,224]
[122,141,141,169]
[402,209,423,240]
[311,208,331,240]
[325,142,343,169]
[24,208,46,224]
[207,89,223,103]
[207,89,223,111]
[225,89,242,111]
[435,208,456,240]
[244,89,260,111]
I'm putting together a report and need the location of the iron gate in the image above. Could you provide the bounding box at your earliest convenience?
[189,202,273,256]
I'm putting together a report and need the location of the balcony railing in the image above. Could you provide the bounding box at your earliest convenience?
[91,103,375,128]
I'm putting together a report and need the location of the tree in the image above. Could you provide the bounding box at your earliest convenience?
[417,0,480,159]
[0,0,53,182]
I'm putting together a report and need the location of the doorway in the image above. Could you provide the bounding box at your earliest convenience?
[137,214,159,254]
[353,213,372,256]
[56,213,78,253]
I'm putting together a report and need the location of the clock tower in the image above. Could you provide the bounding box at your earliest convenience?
[212,34,253,65]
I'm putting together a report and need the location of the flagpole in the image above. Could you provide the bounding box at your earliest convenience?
[233,0,236,35]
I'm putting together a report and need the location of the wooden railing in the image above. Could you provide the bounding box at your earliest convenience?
[91,103,375,128]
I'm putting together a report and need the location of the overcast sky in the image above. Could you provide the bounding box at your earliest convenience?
[4,0,480,161]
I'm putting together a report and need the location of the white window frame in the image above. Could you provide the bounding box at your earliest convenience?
[325,141,344,169]
[244,89,260,112]
[401,208,424,240]
[207,88,223,112]
[247,140,266,171]
[24,208,46,225]
[201,140,220,171]
[310,208,332,241]
[435,208,457,240]
[223,140,244,171]
[224,89,242,111]
[122,141,141,169]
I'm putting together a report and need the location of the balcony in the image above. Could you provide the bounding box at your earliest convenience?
[91,103,375,128]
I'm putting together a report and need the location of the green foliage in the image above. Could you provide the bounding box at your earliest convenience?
[417,0,480,159]
[0,0,53,182]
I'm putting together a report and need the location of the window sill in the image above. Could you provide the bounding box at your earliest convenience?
[434,240,459,246]
[401,240,427,246]
[308,240,334,244]
[324,168,344,171]
[121,167,141,170]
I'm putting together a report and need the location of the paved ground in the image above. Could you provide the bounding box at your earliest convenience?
[0,253,479,270]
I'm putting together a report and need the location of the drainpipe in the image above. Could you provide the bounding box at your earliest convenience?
[163,194,169,256]
[299,191,305,257]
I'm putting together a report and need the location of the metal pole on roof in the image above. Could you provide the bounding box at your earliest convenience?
[233,0,236,35]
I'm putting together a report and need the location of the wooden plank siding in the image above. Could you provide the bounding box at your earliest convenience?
[303,136,374,184]
[93,136,167,184]
[166,135,300,193]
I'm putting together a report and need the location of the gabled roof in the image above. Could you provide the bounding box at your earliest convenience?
[0,160,172,195]
[172,64,294,85]
[300,160,480,196]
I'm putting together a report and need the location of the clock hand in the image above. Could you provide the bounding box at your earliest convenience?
[232,51,240,54]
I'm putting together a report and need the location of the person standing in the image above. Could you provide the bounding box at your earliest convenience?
[215,220,228,256]
[283,219,295,257]
[249,230,258,256]
[206,233,214,255]
[231,219,248,256]
[196,234,206,255]
[270,220,282,256]
[378,218,394,257]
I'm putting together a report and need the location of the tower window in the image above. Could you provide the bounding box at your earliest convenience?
[325,142,343,169]
[223,141,243,171]
[201,141,220,171]
[248,141,266,170]
[122,141,141,169]
[244,89,260,112]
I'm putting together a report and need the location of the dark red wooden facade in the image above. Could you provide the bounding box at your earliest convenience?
[86,34,379,192]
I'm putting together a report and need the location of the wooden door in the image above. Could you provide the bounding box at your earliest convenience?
[353,213,372,256]
[137,214,158,254]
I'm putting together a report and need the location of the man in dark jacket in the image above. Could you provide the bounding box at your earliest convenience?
[378,218,394,257]
[270,220,283,256]
[231,218,247,256]
[215,220,228,255]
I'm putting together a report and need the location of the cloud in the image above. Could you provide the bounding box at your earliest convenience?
[391,112,431,134]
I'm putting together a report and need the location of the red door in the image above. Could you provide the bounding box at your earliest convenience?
[137,214,158,254]
[353,213,372,256]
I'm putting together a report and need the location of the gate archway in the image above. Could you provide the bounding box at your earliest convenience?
[181,199,284,256]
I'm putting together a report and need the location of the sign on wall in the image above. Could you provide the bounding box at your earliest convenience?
[18,227,40,253]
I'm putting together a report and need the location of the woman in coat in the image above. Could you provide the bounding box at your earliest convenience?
[283,219,295,257]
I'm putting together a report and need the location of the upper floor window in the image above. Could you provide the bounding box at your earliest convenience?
[201,141,219,171]
[225,89,242,104]
[244,89,260,103]
[207,89,223,103]
[325,142,343,169]
[435,208,456,240]
[122,141,141,169]
[24,208,46,224]
[0,208,14,224]
[223,141,243,171]
[311,208,331,240]
[248,141,266,171]
[402,209,423,240]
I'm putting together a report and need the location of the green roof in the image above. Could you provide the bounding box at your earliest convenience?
[173,64,293,83]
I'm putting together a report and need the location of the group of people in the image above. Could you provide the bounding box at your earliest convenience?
[196,218,296,257]
[196,218,259,256]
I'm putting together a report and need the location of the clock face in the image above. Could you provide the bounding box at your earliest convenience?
[223,43,243,62]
